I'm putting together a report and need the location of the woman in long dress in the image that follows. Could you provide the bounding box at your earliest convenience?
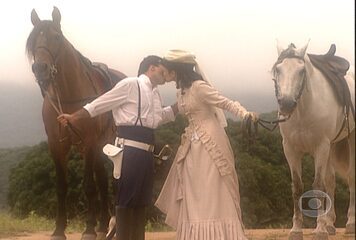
[155,50,257,240]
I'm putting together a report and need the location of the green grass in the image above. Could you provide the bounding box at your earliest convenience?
[0,211,85,237]
[0,211,172,237]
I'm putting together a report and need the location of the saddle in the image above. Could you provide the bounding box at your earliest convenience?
[93,62,119,89]
[308,44,354,119]
[76,49,125,91]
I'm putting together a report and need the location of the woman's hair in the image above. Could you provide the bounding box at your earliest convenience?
[162,59,202,92]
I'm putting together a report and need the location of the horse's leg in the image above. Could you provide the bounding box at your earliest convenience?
[312,140,331,239]
[324,161,336,235]
[94,152,110,240]
[49,139,70,240]
[346,130,355,234]
[82,147,99,240]
[283,142,304,240]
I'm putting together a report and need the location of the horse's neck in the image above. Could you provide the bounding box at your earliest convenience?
[55,42,96,100]
[296,55,342,119]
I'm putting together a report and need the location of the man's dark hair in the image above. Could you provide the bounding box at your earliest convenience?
[138,55,163,76]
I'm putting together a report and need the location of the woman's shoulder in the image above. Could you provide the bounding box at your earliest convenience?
[191,80,216,92]
[191,79,207,88]
[192,79,205,85]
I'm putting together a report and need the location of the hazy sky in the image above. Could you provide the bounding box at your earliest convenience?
[0,0,354,110]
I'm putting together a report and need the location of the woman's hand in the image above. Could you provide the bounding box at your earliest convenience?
[247,112,259,123]
[171,102,179,116]
[242,111,259,140]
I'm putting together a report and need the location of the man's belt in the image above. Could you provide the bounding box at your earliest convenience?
[116,138,154,152]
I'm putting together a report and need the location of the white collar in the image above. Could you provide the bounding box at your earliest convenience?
[138,74,156,90]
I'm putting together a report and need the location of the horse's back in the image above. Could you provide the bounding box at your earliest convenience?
[108,68,127,85]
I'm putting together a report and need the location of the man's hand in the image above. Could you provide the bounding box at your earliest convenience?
[57,108,91,127]
[57,114,74,127]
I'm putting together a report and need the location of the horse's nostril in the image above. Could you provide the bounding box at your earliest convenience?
[32,62,48,73]
[278,97,297,114]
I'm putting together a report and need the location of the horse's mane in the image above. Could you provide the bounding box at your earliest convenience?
[26,20,63,58]
[26,21,91,68]
[26,21,63,60]
[27,20,124,91]
[271,43,300,74]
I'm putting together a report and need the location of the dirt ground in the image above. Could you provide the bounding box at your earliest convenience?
[0,229,354,240]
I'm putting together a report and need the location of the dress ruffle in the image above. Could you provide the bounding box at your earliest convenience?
[195,124,233,176]
[176,218,247,240]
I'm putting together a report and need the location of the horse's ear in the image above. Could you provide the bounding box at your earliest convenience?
[276,39,284,56]
[297,39,310,57]
[31,9,41,26]
[52,6,61,26]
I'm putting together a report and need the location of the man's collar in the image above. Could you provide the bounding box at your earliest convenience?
[138,74,156,90]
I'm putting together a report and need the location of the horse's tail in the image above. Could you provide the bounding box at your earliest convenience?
[332,129,355,182]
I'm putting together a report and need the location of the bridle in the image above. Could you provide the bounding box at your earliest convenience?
[35,47,58,76]
[32,33,62,90]
[272,56,306,103]
[257,55,307,132]
[32,34,83,145]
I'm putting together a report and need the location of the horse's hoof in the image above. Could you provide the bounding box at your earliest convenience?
[96,232,107,240]
[50,235,66,240]
[289,231,303,240]
[346,223,355,234]
[326,225,336,235]
[313,232,328,240]
[81,233,97,240]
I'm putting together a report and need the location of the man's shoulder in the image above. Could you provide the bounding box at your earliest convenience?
[114,76,139,87]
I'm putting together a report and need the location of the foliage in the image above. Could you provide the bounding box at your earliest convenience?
[7,142,86,219]
[0,147,31,210]
[5,113,350,229]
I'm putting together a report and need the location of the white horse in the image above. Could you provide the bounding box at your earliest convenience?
[271,42,355,240]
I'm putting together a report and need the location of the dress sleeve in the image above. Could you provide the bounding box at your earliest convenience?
[83,79,132,117]
[193,80,249,118]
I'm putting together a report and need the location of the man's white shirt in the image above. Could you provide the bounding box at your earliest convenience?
[84,74,174,128]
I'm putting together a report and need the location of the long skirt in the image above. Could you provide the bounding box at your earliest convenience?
[162,138,247,240]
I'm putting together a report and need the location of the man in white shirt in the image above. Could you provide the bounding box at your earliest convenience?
[57,55,177,240]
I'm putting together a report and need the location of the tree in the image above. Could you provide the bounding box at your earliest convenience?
[7,114,349,228]
[8,142,86,219]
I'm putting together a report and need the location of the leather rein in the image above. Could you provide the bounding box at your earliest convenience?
[33,42,86,145]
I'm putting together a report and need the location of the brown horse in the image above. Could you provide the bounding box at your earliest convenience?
[26,7,126,240]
